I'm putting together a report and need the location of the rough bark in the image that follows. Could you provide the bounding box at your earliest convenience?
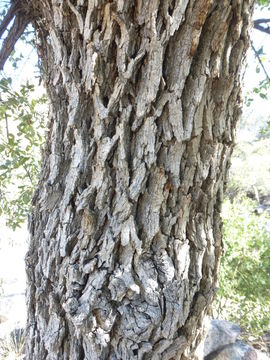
[25,1,254,359]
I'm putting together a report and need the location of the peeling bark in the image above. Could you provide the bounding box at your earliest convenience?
[25,1,255,359]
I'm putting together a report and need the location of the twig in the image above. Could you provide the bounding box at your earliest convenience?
[254,18,270,26]
[254,23,270,35]
[253,18,270,35]
[5,113,9,139]
[23,164,34,185]
[251,42,270,83]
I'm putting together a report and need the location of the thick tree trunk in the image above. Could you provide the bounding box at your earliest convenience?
[25,1,254,359]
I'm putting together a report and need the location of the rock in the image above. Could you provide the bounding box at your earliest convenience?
[205,341,257,360]
[202,319,265,360]
[204,319,241,357]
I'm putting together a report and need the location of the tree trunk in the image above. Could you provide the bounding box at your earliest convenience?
[25,1,254,359]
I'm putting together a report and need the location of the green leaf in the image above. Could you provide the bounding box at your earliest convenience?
[0,75,47,229]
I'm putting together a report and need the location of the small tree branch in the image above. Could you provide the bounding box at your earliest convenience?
[254,18,270,26]
[0,2,31,71]
[0,11,30,70]
[254,23,270,35]
[0,0,20,39]
[253,18,270,35]
[5,113,9,139]
[251,42,270,83]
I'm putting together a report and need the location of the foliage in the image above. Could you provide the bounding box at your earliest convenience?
[257,0,270,9]
[214,196,270,335]
[245,2,270,106]
[252,78,269,101]
[259,118,270,139]
[227,139,270,198]
[0,328,25,359]
[0,77,46,229]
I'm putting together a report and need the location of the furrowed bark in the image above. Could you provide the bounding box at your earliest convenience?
[25,1,255,359]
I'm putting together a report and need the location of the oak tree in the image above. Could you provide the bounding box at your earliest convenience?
[0,0,257,359]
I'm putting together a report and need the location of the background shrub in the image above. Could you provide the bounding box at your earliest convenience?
[214,196,270,335]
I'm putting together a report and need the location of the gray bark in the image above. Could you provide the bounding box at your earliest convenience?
[25,1,254,359]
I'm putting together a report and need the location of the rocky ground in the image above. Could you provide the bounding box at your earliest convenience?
[202,318,270,360]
